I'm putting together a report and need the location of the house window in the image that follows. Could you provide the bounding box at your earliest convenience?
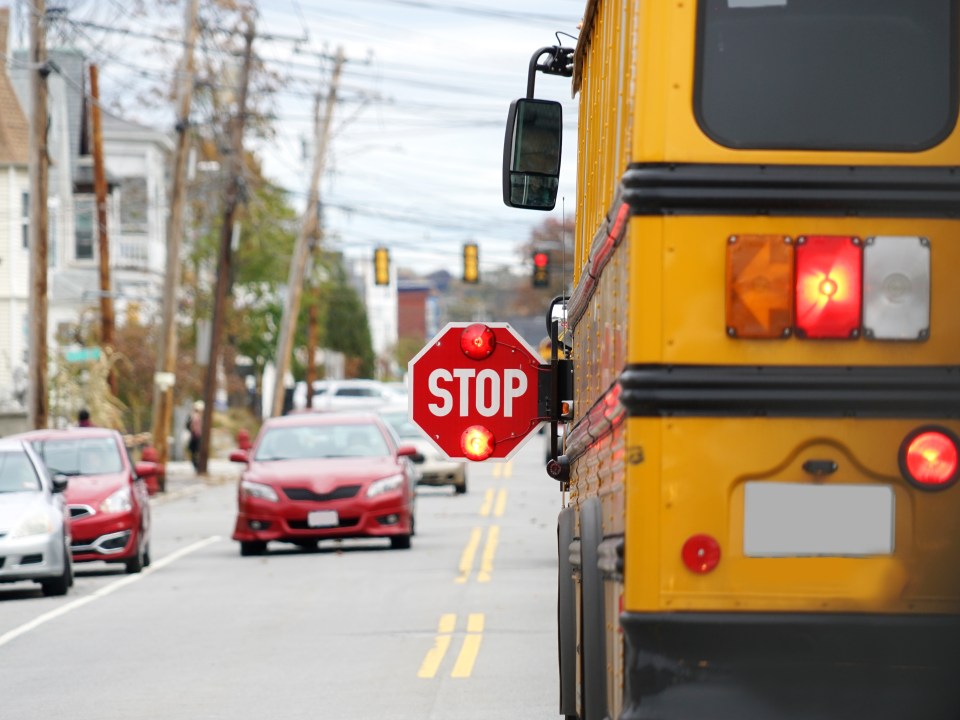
[75,196,94,260]
[120,177,148,233]
[21,192,28,248]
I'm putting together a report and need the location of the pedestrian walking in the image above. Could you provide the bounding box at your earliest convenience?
[187,401,203,471]
[78,408,93,427]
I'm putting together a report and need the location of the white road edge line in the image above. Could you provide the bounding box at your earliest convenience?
[0,535,221,649]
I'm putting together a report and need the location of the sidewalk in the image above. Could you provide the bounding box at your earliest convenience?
[152,458,241,504]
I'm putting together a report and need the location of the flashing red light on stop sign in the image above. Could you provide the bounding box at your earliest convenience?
[460,323,496,360]
[408,322,546,461]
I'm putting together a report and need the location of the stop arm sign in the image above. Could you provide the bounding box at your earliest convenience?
[408,322,547,460]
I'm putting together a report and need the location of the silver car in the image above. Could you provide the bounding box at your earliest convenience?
[379,406,467,494]
[0,438,73,596]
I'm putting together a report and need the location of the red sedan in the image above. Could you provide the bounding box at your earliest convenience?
[230,412,420,555]
[13,428,157,573]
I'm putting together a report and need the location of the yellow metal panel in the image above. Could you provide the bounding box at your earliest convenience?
[655,217,960,366]
[630,0,960,166]
[623,416,960,613]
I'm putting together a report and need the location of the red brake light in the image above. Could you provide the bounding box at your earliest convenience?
[681,534,721,574]
[460,323,496,360]
[900,427,960,490]
[461,425,495,461]
[795,236,862,339]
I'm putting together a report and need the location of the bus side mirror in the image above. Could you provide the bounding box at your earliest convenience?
[502,98,563,210]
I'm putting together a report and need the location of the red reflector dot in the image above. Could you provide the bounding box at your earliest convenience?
[460,324,496,360]
[681,534,721,574]
[461,425,495,461]
[904,430,959,488]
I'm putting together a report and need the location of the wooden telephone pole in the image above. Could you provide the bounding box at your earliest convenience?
[149,0,200,488]
[270,47,344,418]
[88,64,116,395]
[196,20,256,473]
[27,0,49,429]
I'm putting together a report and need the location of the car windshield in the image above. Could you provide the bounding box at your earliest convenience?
[0,450,41,493]
[32,437,124,476]
[255,423,391,461]
[380,411,423,440]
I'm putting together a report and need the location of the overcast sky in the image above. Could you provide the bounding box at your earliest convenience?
[12,0,583,277]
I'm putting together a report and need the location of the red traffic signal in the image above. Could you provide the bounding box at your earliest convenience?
[532,251,550,287]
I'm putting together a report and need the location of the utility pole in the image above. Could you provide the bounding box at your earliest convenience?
[270,47,344,418]
[27,0,49,429]
[197,20,255,473]
[150,0,199,489]
[88,64,116,396]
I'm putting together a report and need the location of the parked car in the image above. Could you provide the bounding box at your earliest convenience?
[379,405,467,494]
[13,428,158,574]
[230,411,420,555]
[0,438,73,596]
[292,379,405,413]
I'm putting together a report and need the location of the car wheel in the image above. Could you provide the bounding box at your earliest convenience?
[124,539,145,574]
[142,542,152,568]
[389,534,411,550]
[41,552,71,597]
[454,468,467,495]
[240,540,267,556]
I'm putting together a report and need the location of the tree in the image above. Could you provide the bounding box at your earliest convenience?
[318,255,375,378]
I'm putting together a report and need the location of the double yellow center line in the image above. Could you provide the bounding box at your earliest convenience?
[417,613,485,679]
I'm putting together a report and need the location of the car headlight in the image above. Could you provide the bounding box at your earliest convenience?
[10,510,54,539]
[367,474,405,498]
[240,479,279,503]
[100,486,133,513]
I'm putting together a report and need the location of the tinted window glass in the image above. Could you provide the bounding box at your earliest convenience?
[256,424,391,460]
[34,438,124,476]
[0,451,40,492]
[696,0,956,150]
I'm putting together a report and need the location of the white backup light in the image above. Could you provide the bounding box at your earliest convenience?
[862,236,930,341]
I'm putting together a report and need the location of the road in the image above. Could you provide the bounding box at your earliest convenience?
[0,436,563,720]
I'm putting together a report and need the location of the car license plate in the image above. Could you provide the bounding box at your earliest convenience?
[743,482,894,557]
[307,510,339,528]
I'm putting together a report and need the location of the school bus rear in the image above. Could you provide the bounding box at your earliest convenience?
[556,2,960,718]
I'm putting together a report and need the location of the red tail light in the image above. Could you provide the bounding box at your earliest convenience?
[681,534,721,574]
[461,425,495,461]
[899,426,960,490]
[795,236,862,339]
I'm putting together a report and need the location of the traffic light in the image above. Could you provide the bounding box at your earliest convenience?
[374,246,390,286]
[463,242,479,284]
[532,250,550,287]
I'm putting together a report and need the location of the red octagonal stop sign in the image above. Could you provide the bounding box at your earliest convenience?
[408,322,546,460]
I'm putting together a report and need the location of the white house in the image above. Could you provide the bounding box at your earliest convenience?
[3,44,173,410]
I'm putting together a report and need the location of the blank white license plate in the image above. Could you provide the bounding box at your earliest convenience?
[743,482,894,557]
[307,510,339,528]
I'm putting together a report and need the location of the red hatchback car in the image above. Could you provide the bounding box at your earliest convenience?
[13,428,157,574]
[230,412,420,555]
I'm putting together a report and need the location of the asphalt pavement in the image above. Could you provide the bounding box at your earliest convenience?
[152,458,240,505]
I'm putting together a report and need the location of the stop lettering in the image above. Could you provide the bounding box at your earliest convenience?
[408,323,546,460]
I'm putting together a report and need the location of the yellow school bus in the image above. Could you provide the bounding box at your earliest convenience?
[503,2,960,718]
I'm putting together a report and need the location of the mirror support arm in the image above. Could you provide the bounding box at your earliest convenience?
[526,46,575,99]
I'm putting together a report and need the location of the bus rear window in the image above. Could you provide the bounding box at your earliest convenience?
[695,0,957,151]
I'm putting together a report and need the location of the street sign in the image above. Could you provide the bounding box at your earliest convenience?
[409,322,546,460]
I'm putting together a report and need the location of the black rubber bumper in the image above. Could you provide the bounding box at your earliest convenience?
[621,612,960,720]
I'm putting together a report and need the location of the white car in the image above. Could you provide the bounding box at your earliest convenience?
[0,438,73,596]
[379,406,467,494]
[293,379,405,413]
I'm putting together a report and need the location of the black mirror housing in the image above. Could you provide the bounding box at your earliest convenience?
[502,98,563,210]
